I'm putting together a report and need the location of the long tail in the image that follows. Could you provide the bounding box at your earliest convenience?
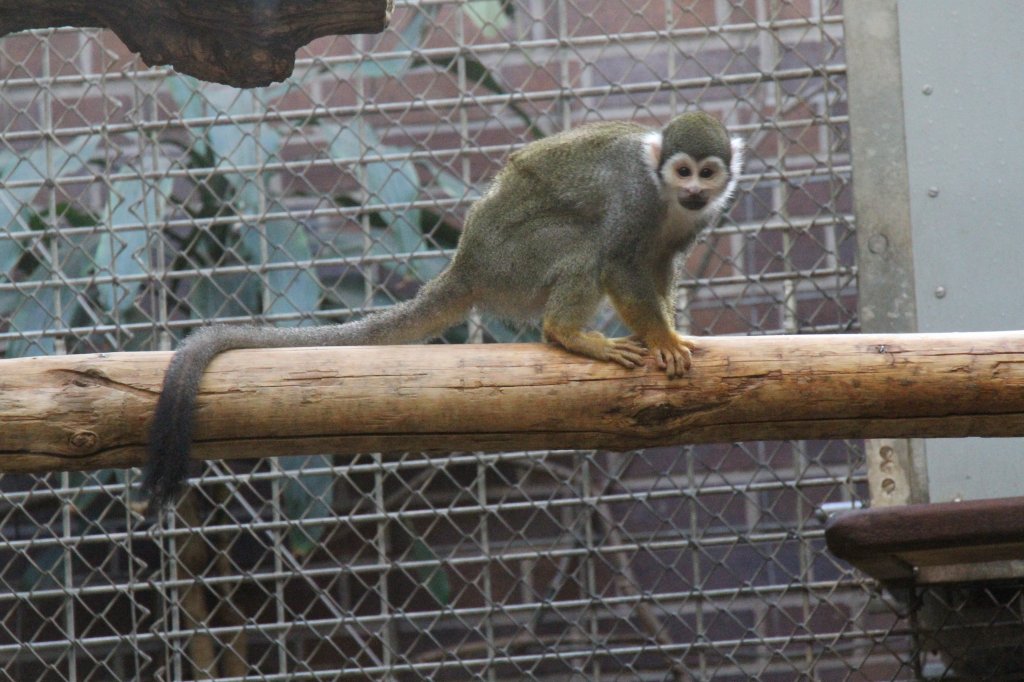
[143,273,472,506]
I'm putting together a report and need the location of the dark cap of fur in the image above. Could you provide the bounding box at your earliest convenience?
[659,111,732,167]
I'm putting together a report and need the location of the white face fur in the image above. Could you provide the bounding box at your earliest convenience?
[662,151,730,211]
[643,132,746,215]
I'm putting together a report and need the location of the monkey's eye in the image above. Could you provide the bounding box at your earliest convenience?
[699,167,714,179]
[676,166,692,178]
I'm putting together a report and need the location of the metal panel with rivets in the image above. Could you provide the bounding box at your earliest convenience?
[899,0,1024,503]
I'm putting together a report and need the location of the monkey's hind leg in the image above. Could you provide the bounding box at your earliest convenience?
[540,280,646,369]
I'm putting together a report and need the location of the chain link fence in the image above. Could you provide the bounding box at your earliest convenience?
[2,1,1009,679]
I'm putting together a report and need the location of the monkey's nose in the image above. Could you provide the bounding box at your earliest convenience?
[678,187,705,203]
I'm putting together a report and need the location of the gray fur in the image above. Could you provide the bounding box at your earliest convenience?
[144,112,742,506]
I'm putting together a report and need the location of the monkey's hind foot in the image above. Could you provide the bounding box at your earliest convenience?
[645,332,696,379]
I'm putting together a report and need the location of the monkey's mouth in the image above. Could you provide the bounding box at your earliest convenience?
[679,196,707,211]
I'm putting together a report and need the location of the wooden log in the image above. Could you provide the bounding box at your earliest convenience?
[0,0,393,87]
[1,331,1023,474]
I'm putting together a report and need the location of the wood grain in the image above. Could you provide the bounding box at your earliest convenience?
[1,331,1023,473]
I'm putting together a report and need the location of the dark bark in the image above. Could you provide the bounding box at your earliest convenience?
[0,0,393,86]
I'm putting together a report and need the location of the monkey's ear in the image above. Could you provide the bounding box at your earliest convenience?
[729,137,746,181]
[642,130,663,183]
[710,137,746,214]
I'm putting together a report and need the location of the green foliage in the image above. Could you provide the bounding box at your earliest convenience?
[0,5,533,587]
[0,136,102,356]
[411,53,543,140]
[96,156,174,315]
[20,470,120,591]
[401,526,452,605]
[280,455,334,557]
[466,0,516,28]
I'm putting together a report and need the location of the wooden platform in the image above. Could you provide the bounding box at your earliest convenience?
[825,496,1024,583]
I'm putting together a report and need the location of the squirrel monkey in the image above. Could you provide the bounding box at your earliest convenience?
[144,111,745,505]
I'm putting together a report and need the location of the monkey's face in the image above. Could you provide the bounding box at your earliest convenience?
[664,152,730,212]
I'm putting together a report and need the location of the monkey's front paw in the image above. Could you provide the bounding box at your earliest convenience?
[647,333,696,378]
[604,337,647,369]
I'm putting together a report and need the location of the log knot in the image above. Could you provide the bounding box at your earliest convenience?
[68,430,100,454]
[632,403,692,427]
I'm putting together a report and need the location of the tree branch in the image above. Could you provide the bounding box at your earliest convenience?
[1,332,1023,472]
[0,0,393,87]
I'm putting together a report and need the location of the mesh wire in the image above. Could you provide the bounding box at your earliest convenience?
[0,2,1012,680]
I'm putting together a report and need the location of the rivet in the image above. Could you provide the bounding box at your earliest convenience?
[867,233,889,255]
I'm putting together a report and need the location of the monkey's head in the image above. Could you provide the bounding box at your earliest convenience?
[649,112,745,213]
